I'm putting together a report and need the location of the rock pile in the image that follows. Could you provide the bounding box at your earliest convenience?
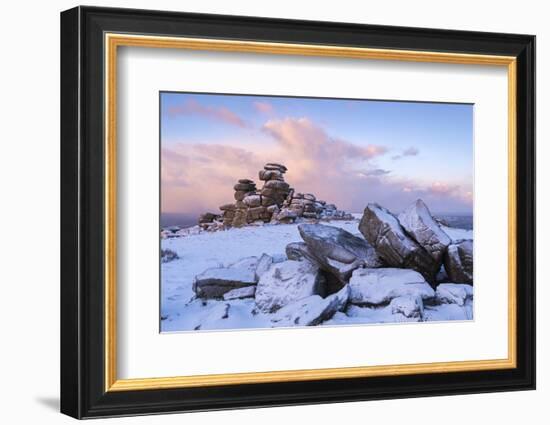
[201,163,352,229]
[187,198,473,328]
[198,212,222,231]
[358,199,472,285]
[259,163,290,206]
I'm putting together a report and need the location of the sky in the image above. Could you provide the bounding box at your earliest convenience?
[160,92,473,218]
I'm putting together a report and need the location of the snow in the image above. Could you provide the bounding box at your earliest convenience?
[369,204,404,234]
[196,267,256,284]
[436,283,474,306]
[160,219,473,332]
[400,200,451,244]
[223,286,256,301]
[441,225,473,242]
[255,260,322,313]
[161,219,361,331]
[398,199,451,259]
[271,285,349,326]
[348,268,435,305]
[423,302,473,321]
[255,253,273,280]
[390,295,424,318]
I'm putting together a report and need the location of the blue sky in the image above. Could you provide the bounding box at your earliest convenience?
[160,92,473,216]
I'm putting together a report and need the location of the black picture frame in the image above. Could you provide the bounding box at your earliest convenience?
[61,5,536,419]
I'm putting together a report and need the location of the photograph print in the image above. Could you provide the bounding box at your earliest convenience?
[160,92,474,332]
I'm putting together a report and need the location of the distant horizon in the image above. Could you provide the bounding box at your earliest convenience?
[161,92,473,218]
[160,208,474,229]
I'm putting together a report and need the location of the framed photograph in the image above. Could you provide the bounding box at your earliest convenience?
[60,6,535,419]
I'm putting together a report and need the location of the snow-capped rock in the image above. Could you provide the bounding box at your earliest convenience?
[193,267,257,299]
[435,283,473,306]
[243,194,262,208]
[255,260,324,313]
[359,203,438,283]
[398,199,451,264]
[423,303,473,321]
[297,223,384,285]
[348,268,435,305]
[285,242,312,261]
[390,295,424,318]
[271,285,350,326]
[444,240,473,283]
[228,256,259,272]
[255,253,273,280]
[441,226,473,243]
[223,286,257,300]
[276,208,298,223]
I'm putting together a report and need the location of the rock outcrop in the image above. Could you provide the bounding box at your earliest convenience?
[296,223,384,286]
[203,163,352,230]
[179,196,475,330]
[285,242,313,262]
[398,199,451,264]
[198,212,223,231]
[359,203,439,283]
[444,240,473,283]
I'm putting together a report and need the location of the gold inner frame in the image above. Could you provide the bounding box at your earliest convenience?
[104,33,517,392]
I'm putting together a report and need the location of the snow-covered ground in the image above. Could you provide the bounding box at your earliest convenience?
[161,218,473,332]
[440,225,473,242]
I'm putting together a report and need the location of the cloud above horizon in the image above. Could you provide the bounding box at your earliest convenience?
[253,101,274,115]
[167,99,248,128]
[392,146,420,160]
[161,116,472,216]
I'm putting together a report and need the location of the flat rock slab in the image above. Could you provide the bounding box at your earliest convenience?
[271,285,350,327]
[193,267,257,299]
[349,267,435,305]
[359,203,438,283]
[223,286,257,301]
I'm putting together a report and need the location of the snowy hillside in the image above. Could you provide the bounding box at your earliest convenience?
[161,216,473,333]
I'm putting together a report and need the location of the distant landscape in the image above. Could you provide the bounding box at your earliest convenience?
[161,212,473,230]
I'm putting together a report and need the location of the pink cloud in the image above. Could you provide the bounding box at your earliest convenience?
[167,99,247,128]
[427,182,460,196]
[253,101,274,115]
[162,117,472,217]
[161,143,264,214]
[263,117,387,161]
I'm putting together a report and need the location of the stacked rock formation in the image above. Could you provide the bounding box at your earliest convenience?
[358,199,472,285]
[210,163,352,229]
[259,163,290,205]
[198,212,222,231]
[233,179,258,227]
